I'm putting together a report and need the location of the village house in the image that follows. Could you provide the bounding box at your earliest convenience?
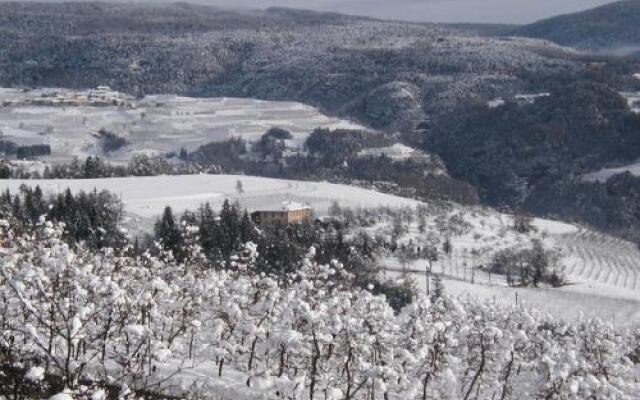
[252,201,313,225]
[2,86,133,108]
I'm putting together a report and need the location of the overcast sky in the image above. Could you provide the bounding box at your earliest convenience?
[164,0,615,24]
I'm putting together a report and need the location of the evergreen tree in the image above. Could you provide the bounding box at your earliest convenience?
[256,227,300,277]
[198,202,220,261]
[219,199,241,256]
[154,206,184,260]
[239,210,255,244]
[11,194,22,220]
[179,146,189,161]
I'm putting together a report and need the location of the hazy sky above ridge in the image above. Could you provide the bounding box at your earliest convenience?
[83,0,617,24]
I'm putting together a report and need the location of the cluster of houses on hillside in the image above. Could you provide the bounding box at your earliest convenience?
[2,86,134,108]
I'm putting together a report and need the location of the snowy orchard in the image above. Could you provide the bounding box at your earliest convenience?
[0,219,638,400]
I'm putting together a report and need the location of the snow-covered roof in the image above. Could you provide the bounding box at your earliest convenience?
[258,201,312,212]
[487,98,505,108]
[514,93,551,103]
[358,143,428,161]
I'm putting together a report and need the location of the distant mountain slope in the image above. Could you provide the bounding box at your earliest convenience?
[511,0,640,53]
[0,1,579,134]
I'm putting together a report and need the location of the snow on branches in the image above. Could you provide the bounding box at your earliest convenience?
[0,219,638,400]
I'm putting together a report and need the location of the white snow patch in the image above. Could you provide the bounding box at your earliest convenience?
[621,91,640,114]
[90,389,107,400]
[532,218,578,235]
[24,366,45,383]
[583,161,640,182]
[487,98,505,108]
[358,143,432,163]
[514,93,551,104]
[259,201,312,212]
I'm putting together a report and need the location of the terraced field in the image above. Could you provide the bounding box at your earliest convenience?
[0,89,366,163]
[377,213,640,325]
[559,227,640,292]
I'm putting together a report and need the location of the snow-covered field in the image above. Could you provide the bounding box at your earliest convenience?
[583,161,640,182]
[2,175,419,232]
[0,88,366,163]
[375,210,640,327]
[6,175,640,327]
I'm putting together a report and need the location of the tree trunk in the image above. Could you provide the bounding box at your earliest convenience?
[246,337,258,387]
[464,340,486,400]
[309,331,320,400]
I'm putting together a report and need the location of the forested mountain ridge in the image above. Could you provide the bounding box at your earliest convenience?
[3,1,640,240]
[511,0,640,54]
[426,80,640,239]
[0,1,580,134]
[428,81,640,203]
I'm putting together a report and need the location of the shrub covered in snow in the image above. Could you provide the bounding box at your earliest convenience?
[0,218,638,400]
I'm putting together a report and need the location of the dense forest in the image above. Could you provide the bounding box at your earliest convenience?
[0,154,221,179]
[0,185,125,249]
[426,80,640,239]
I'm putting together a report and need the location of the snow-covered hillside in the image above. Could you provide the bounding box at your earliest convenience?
[582,162,640,182]
[365,205,640,327]
[6,174,640,327]
[0,88,366,163]
[1,175,419,231]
